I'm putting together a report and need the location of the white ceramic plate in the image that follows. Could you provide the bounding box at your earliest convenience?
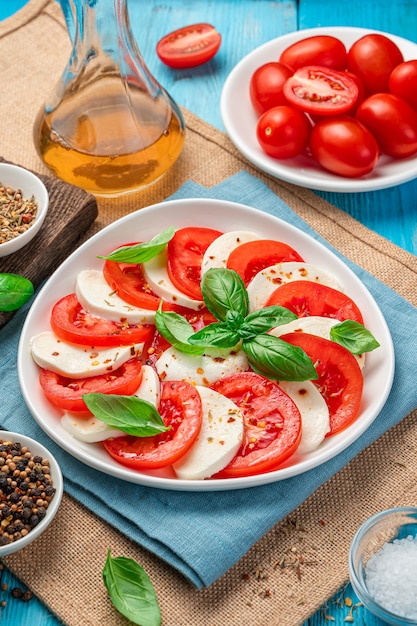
[18,198,394,491]
[221,26,417,193]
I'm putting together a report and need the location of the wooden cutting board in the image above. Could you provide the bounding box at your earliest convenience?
[0,158,98,328]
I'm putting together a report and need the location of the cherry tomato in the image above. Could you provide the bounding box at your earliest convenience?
[256,105,312,159]
[283,66,359,116]
[39,358,143,412]
[50,293,154,347]
[104,381,202,470]
[226,240,304,286]
[211,372,301,478]
[356,93,417,158]
[389,60,417,111]
[249,62,294,116]
[167,227,223,300]
[103,255,176,311]
[281,333,363,435]
[347,33,404,95]
[309,116,380,178]
[279,35,347,71]
[265,280,364,323]
[156,23,221,69]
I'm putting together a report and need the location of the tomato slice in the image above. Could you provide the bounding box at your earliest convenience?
[103,381,202,470]
[167,227,223,300]
[211,372,301,478]
[226,240,304,286]
[50,293,155,347]
[283,66,359,115]
[265,280,364,323]
[103,258,177,311]
[156,23,221,69]
[39,358,143,412]
[281,333,363,435]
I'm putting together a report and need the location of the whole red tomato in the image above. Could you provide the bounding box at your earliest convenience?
[279,35,347,71]
[309,116,380,177]
[347,33,404,94]
[249,62,293,116]
[256,105,312,159]
[389,60,417,111]
[356,93,417,158]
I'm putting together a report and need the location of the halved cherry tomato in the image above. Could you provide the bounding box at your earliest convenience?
[227,240,304,286]
[156,23,221,69]
[256,105,312,159]
[50,293,154,347]
[265,281,364,323]
[356,93,417,158]
[283,66,359,116]
[389,60,417,111]
[281,333,363,435]
[39,358,143,412]
[309,116,380,178]
[211,372,301,478]
[103,381,202,470]
[249,62,294,116]
[167,227,222,300]
[279,35,347,71]
[103,257,177,311]
[347,33,404,95]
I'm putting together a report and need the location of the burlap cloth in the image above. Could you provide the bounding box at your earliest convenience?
[1,2,417,625]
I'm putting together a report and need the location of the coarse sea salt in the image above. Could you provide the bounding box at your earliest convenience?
[365,534,417,620]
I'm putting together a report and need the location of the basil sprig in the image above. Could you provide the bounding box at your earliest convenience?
[154,302,205,355]
[98,226,175,264]
[82,393,170,437]
[330,319,380,354]
[157,267,318,382]
[103,551,161,626]
[0,273,34,312]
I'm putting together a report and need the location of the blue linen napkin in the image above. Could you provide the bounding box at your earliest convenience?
[1,171,417,588]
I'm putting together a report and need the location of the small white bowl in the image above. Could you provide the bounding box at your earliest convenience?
[0,163,49,258]
[0,430,63,557]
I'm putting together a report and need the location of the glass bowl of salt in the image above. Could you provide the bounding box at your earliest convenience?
[349,507,417,625]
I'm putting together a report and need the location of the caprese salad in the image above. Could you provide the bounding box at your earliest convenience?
[29,225,379,480]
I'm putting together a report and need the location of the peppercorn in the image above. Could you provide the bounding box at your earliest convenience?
[0,438,56,545]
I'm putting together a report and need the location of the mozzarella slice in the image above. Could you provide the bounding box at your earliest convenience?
[201,230,260,274]
[155,346,249,386]
[271,316,365,369]
[30,331,143,378]
[247,262,341,311]
[60,365,161,442]
[142,248,204,310]
[75,269,156,324]
[278,380,330,454]
[173,386,244,480]
[61,413,125,443]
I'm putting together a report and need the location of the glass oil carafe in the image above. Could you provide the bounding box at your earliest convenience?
[33,0,185,197]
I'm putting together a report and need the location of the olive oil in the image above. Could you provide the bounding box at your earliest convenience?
[34,79,185,197]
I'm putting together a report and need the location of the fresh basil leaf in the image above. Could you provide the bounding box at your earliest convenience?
[155,307,205,355]
[103,551,161,626]
[243,334,318,381]
[0,273,34,312]
[225,309,244,331]
[241,306,298,338]
[330,320,380,354]
[82,393,170,437]
[189,322,240,348]
[97,226,175,263]
[201,268,249,321]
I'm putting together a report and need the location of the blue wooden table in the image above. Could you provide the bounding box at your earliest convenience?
[1,1,416,624]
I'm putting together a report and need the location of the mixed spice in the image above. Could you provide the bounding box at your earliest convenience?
[0,183,38,245]
[0,438,56,545]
